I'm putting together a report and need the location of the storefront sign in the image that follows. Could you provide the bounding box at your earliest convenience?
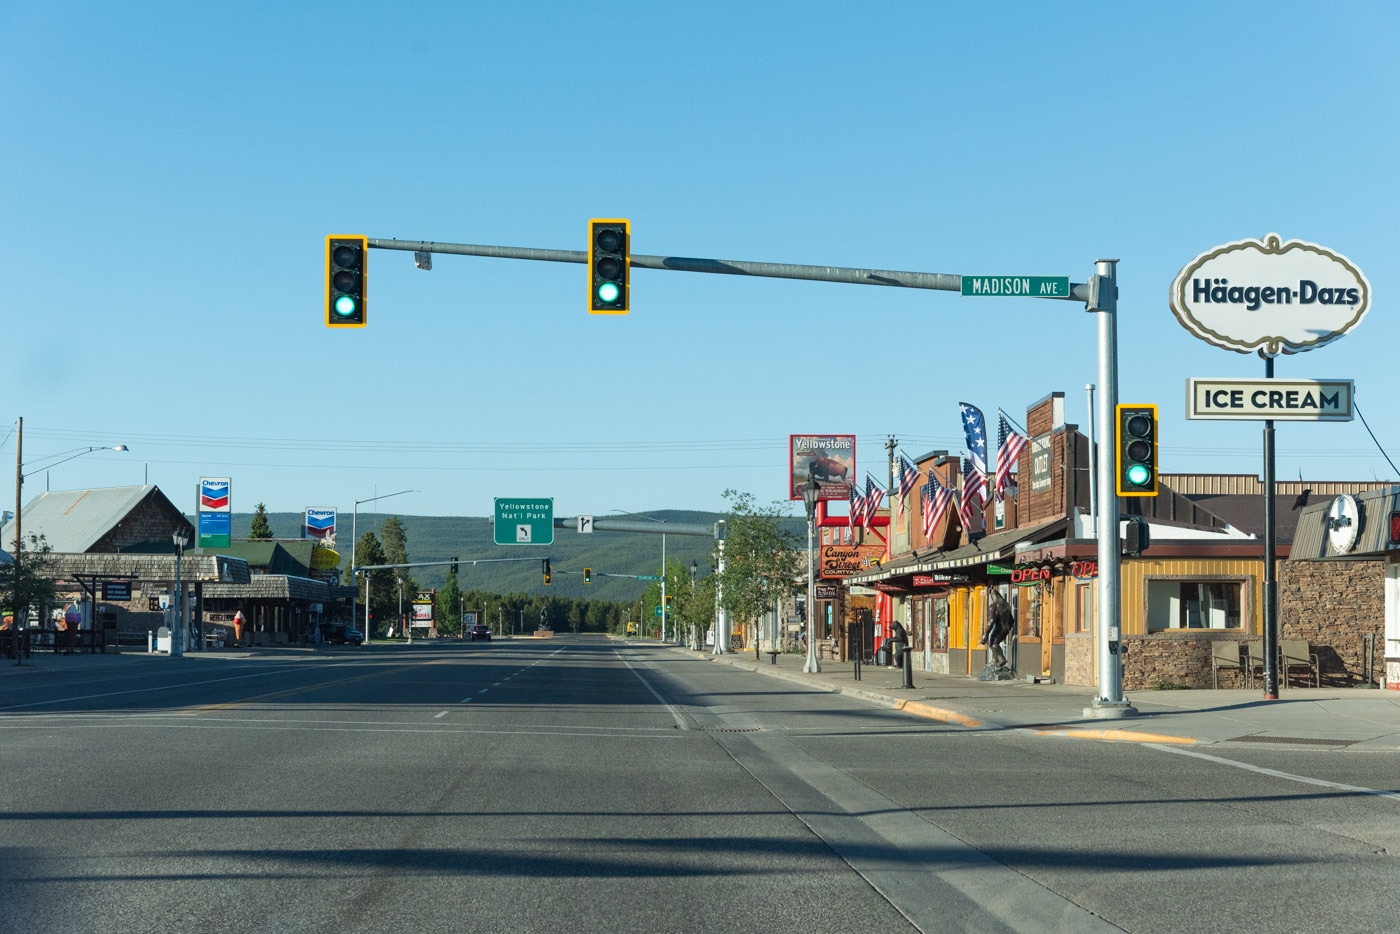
[101,581,132,601]
[1186,378,1353,422]
[911,574,968,587]
[819,543,884,579]
[1010,566,1052,585]
[1170,233,1370,356]
[1030,433,1053,493]
[814,584,839,600]
[790,434,856,501]
[1071,560,1098,580]
[986,564,1014,575]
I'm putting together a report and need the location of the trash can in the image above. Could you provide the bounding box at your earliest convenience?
[876,645,890,667]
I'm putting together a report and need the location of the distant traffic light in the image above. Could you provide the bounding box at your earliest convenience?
[664,594,674,611]
[325,235,367,327]
[588,219,629,314]
[1116,404,1159,497]
[542,558,552,585]
[450,556,459,575]
[583,567,592,584]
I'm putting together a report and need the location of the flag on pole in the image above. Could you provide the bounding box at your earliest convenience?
[959,402,989,485]
[860,474,885,529]
[895,454,919,517]
[995,410,1030,502]
[959,456,981,532]
[848,481,864,528]
[923,471,953,542]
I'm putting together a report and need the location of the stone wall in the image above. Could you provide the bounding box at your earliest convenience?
[1279,558,1384,686]
[1064,632,1093,686]
[1120,633,1237,690]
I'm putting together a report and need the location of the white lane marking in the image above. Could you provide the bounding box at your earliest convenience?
[434,711,448,719]
[459,698,473,704]
[1149,743,1400,803]
[0,721,688,738]
[614,648,689,730]
[478,688,489,694]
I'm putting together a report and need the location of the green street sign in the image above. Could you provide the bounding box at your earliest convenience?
[493,497,554,545]
[986,563,1014,575]
[654,605,665,616]
[961,276,1070,298]
[636,575,661,581]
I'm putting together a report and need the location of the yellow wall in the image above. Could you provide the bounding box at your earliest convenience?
[1119,556,1262,635]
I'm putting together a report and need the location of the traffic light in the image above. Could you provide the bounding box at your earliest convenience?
[326,235,367,327]
[542,558,552,585]
[664,595,674,611]
[588,219,629,314]
[583,568,592,584]
[1116,404,1159,497]
[450,556,459,575]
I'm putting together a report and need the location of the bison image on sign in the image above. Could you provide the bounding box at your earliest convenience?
[790,434,856,501]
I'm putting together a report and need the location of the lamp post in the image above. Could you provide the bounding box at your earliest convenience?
[172,530,189,656]
[688,560,698,649]
[802,476,821,673]
[350,489,415,644]
[712,520,727,655]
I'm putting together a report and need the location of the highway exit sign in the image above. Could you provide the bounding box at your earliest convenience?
[493,497,554,545]
[961,276,1070,298]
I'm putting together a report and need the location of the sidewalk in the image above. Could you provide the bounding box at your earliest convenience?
[673,643,1400,751]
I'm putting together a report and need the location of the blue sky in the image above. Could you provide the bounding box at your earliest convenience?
[4,2,1396,522]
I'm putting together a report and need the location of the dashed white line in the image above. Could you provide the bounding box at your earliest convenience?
[434,711,448,719]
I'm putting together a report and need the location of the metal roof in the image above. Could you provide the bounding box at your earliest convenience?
[1,486,169,553]
[844,518,1066,584]
[1289,485,1400,560]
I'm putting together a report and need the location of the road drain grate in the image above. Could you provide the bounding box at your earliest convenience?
[1229,735,1358,747]
[704,727,763,733]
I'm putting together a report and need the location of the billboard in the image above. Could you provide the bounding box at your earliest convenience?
[199,478,231,512]
[789,435,855,501]
[305,508,336,539]
[819,542,885,579]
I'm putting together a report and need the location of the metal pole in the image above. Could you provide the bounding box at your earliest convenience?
[1088,260,1135,717]
[803,503,821,673]
[172,542,184,657]
[712,522,727,655]
[350,503,358,641]
[660,532,666,643]
[363,571,371,643]
[1262,356,1280,699]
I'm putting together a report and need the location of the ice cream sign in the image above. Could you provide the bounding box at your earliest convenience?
[1170,233,1370,356]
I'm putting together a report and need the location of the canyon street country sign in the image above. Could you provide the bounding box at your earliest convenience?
[1187,378,1354,421]
[1169,233,1370,356]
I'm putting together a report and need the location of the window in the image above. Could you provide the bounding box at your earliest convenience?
[1146,580,1242,631]
[1074,582,1095,633]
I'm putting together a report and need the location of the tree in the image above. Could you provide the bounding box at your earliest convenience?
[1,533,59,631]
[717,490,804,648]
[436,570,462,636]
[248,503,274,540]
[353,531,394,632]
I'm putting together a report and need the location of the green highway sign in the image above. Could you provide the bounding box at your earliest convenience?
[654,606,664,616]
[961,276,1070,298]
[493,497,555,545]
[636,575,661,581]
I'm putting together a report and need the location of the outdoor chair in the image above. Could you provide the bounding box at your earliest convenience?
[1280,639,1320,688]
[1211,641,1243,690]
[1245,641,1267,690]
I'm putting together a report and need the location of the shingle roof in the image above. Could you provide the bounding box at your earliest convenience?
[1,486,163,553]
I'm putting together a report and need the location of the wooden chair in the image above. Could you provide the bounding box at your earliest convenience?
[1280,639,1320,688]
[1211,641,1243,690]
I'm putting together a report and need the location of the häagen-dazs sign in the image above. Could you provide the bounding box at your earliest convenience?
[1170,233,1370,356]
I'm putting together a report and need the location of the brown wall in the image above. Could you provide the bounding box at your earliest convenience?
[1279,558,1385,686]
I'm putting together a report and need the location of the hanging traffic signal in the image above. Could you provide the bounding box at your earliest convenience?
[1116,404,1159,497]
[588,219,629,314]
[450,556,459,575]
[583,567,592,584]
[326,235,367,327]
[542,558,552,585]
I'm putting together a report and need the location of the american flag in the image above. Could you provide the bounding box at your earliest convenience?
[959,402,989,489]
[959,456,982,532]
[995,411,1030,502]
[848,481,864,528]
[923,470,953,542]
[895,454,919,517]
[860,474,885,528]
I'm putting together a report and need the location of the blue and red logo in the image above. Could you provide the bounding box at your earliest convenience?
[200,478,230,511]
[305,508,336,539]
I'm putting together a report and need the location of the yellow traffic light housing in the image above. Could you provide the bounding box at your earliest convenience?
[326,235,367,327]
[588,219,629,314]
[1116,404,1159,497]
[583,567,592,584]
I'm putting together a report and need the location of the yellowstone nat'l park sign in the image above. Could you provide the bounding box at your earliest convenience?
[1169,233,1370,356]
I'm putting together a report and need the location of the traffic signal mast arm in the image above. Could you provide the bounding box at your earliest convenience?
[366,237,1092,301]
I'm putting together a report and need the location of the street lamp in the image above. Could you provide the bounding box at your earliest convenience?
[712,520,727,656]
[611,508,669,642]
[688,560,699,649]
[350,489,416,644]
[802,476,821,673]
[171,530,189,656]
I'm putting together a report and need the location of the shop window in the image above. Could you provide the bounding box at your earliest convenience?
[1146,580,1242,631]
[1074,582,1095,633]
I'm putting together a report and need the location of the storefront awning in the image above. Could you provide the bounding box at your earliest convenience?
[843,518,1066,585]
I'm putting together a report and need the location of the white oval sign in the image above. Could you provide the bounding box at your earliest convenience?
[1169,233,1370,356]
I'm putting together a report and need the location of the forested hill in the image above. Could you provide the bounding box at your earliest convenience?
[208,510,751,599]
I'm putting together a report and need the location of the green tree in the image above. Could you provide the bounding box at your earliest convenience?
[717,490,804,648]
[353,531,395,633]
[248,503,273,540]
[436,570,462,636]
[1,533,59,629]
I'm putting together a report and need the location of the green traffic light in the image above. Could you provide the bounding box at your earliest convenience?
[334,295,359,317]
[597,282,620,304]
[1126,463,1151,486]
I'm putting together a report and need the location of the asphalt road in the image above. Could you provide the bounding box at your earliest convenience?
[1,636,1396,933]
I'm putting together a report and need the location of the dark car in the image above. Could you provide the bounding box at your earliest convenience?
[323,624,365,645]
[469,625,492,642]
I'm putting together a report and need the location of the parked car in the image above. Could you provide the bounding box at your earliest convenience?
[469,625,492,641]
[323,624,365,645]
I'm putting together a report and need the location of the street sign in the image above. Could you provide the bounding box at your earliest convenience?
[636,575,661,581]
[1186,378,1354,421]
[578,515,594,533]
[493,497,555,545]
[960,276,1069,298]
[654,606,664,616]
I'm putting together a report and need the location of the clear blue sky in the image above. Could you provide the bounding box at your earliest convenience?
[4,2,1396,522]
